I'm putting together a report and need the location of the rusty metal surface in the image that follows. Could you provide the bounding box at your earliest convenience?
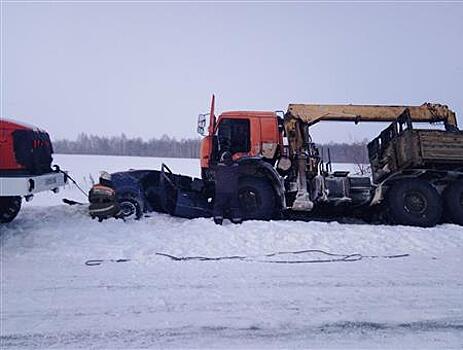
[286,103,457,128]
[370,129,463,183]
[396,130,463,166]
[418,131,463,162]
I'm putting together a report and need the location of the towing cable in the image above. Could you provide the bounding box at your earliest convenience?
[85,249,409,266]
[53,165,89,200]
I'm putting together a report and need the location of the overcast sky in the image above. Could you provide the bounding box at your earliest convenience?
[2,2,463,143]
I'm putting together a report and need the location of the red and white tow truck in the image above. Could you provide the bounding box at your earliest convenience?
[0,119,67,223]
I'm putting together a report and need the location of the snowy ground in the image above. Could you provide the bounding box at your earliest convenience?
[1,154,463,349]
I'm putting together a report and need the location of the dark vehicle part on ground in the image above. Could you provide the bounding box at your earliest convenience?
[62,198,85,206]
[90,98,463,227]
[0,196,22,224]
[1,119,68,224]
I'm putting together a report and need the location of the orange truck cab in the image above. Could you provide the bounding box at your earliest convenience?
[196,96,288,219]
[198,96,284,179]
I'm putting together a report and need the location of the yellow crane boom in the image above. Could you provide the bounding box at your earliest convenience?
[284,102,458,157]
[286,102,457,128]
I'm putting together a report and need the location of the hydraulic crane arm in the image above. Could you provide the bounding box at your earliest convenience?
[286,102,458,129]
[284,102,458,159]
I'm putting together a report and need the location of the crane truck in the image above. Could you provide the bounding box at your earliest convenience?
[0,119,67,223]
[89,97,463,227]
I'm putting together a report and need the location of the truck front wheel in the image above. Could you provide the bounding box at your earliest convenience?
[0,196,22,224]
[238,177,276,221]
[386,179,442,227]
[443,181,463,225]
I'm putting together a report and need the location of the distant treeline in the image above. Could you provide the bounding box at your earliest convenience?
[54,133,200,159]
[53,133,369,163]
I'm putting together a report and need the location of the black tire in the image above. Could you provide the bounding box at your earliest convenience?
[118,195,142,220]
[238,177,276,221]
[443,181,463,225]
[386,179,442,227]
[0,196,22,224]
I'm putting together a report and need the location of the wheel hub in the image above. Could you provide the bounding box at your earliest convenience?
[404,191,427,215]
[119,201,137,218]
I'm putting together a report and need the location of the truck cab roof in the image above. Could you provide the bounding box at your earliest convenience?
[1,118,40,131]
[219,111,276,119]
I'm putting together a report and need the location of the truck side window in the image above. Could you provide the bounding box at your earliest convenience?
[217,119,250,155]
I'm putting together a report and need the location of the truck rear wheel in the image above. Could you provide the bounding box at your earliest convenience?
[443,181,463,225]
[0,196,22,224]
[238,177,276,220]
[386,179,442,227]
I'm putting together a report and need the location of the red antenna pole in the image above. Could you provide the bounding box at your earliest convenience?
[208,94,215,135]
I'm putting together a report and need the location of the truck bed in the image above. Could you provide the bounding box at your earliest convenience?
[396,129,463,169]
[368,128,463,183]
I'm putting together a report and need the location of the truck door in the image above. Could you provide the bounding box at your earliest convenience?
[216,118,251,159]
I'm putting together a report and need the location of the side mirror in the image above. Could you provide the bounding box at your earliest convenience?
[197,113,208,136]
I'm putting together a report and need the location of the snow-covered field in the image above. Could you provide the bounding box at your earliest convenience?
[1,154,462,349]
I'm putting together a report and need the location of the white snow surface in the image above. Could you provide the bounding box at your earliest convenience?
[1,154,463,349]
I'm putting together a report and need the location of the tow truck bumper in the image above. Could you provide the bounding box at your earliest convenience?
[0,172,67,197]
